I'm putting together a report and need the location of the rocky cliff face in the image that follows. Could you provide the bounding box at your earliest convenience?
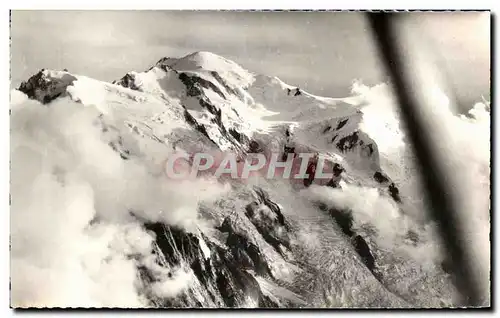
[18,69,77,104]
[12,51,460,308]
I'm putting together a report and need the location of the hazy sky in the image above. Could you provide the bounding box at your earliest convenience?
[10,11,490,111]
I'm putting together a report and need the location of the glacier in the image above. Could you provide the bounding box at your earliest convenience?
[10,51,490,308]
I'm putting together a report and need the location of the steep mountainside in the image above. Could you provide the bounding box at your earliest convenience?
[12,51,486,308]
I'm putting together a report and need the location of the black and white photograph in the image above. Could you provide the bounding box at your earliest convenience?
[8,9,491,309]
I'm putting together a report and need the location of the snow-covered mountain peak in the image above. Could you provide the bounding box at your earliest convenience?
[155,51,255,88]
[12,50,489,308]
[17,68,77,104]
[15,52,389,180]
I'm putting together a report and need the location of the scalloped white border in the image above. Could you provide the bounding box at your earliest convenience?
[3,1,497,316]
[4,1,500,10]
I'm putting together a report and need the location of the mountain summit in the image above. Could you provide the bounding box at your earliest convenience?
[11,52,485,308]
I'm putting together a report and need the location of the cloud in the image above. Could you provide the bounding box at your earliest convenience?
[306,80,491,302]
[10,95,229,307]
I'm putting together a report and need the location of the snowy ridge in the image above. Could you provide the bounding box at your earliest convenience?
[11,51,490,308]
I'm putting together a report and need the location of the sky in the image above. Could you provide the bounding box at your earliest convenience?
[10,11,490,112]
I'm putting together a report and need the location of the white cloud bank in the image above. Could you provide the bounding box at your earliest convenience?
[10,96,229,307]
[303,81,491,302]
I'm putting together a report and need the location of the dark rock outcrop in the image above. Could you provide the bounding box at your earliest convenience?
[373,172,401,203]
[248,140,263,153]
[388,183,402,203]
[108,139,130,160]
[18,70,76,104]
[317,204,378,276]
[176,72,250,152]
[326,179,341,189]
[178,72,226,100]
[143,221,280,308]
[353,235,376,273]
[252,187,289,230]
[151,57,175,73]
[228,127,249,144]
[326,163,345,189]
[225,226,274,278]
[244,187,292,257]
[336,132,359,152]
[114,62,250,153]
[182,107,218,146]
[374,171,390,184]
[326,208,355,237]
[364,144,375,156]
[210,71,239,97]
[114,73,140,91]
[282,145,296,161]
[336,119,348,130]
[333,163,345,177]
